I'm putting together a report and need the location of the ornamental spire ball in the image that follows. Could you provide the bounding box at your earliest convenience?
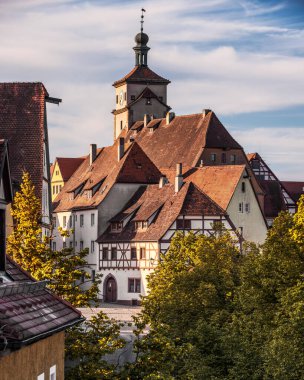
[133,8,150,66]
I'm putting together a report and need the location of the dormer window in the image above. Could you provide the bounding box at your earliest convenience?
[146,98,151,105]
[83,190,92,199]
[111,222,122,232]
[135,221,148,230]
[68,192,74,201]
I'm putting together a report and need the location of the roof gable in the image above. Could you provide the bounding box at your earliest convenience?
[0,82,48,198]
[56,157,86,182]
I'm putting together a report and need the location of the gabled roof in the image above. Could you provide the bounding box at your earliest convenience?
[0,256,82,350]
[55,157,86,182]
[259,180,286,217]
[113,65,170,87]
[53,142,162,212]
[184,165,246,210]
[128,87,170,109]
[0,82,49,199]
[124,111,243,170]
[97,181,226,243]
[281,181,304,203]
[0,139,13,203]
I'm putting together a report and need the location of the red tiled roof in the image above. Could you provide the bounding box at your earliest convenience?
[0,82,48,199]
[97,181,226,243]
[53,142,162,212]
[124,111,243,170]
[281,181,304,203]
[56,157,86,182]
[184,165,246,210]
[246,152,258,162]
[113,65,170,87]
[0,256,82,348]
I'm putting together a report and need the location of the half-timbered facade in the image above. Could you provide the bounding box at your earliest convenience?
[247,152,297,225]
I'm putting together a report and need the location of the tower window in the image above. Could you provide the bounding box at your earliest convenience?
[116,95,118,104]
[146,98,151,105]
[124,92,127,101]
[120,120,123,130]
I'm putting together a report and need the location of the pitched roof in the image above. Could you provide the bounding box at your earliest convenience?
[123,111,243,170]
[97,182,226,243]
[259,180,286,217]
[53,142,162,212]
[113,65,170,87]
[0,82,48,199]
[56,157,86,181]
[0,256,82,349]
[184,165,246,210]
[280,181,304,203]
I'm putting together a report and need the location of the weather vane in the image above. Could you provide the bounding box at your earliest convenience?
[140,8,146,32]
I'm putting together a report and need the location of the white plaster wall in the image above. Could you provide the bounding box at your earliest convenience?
[227,175,267,244]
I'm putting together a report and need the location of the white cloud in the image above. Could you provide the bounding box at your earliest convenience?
[0,0,303,181]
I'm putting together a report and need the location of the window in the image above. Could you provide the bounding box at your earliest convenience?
[211,153,216,163]
[111,222,122,232]
[230,154,236,164]
[52,217,56,227]
[63,242,66,248]
[56,185,58,194]
[140,247,146,259]
[102,247,108,260]
[111,247,117,260]
[128,278,141,293]
[221,153,226,164]
[91,270,96,282]
[52,185,55,194]
[245,203,250,213]
[91,213,95,226]
[252,159,260,169]
[52,242,56,251]
[131,247,137,260]
[59,185,62,191]
[69,215,73,228]
[146,97,151,105]
[63,216,66,228]
[116,95,118,104]
[50,365,56,380]
[91,241,95,253]
[135,221,148,230]
[131,95,135,101]
[124,92,127,101]
[238,202,243,213]
[80,214,84,227]
[55,170,59,176]
[176,219,191,230]
[80,241,84,250]
[241,182,246,192]
[69,241,73,248]
[120,120,123,130]
[37,374,45,380]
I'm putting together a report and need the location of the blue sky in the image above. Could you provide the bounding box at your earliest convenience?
[0,0,303,180]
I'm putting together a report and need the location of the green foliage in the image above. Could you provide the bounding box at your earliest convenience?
[126,197,304,379]
[7,171,48,275]
[65,311,125,380]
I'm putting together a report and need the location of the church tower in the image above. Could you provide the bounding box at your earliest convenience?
[112,10,171,140]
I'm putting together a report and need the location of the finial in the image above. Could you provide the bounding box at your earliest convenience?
[140,8,146,32]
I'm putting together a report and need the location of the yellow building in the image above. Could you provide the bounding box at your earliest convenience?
[51,157,84,201]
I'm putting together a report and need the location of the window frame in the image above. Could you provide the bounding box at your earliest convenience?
[102,247,109,260]
[111,246,117,260]
[131,247,137,260]
[140,247,146,260]
[80,214,84,227]
[128,278,141,293]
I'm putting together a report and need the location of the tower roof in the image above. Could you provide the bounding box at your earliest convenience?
[113,65,170,87]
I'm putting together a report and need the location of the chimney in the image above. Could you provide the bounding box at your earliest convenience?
[144,114,151,127]
[166,111,175,125]
[118,137,125,161]
[175,163,183,193]
[90,144,97,165]
[202,109,211,118]
[159,175,167,189]
[200,159,204,167]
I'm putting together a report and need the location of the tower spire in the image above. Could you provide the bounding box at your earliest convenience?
[133,9,150,67]
[140,8,145,32]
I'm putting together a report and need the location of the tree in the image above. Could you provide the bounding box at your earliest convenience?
[65,311,126,380]
[125,230,242,379]
[7,172,126,377]
[7,171,48,276]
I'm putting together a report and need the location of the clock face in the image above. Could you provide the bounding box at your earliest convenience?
[119,90,124,105]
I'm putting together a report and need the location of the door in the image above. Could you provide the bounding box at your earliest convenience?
[105,277,117,302]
